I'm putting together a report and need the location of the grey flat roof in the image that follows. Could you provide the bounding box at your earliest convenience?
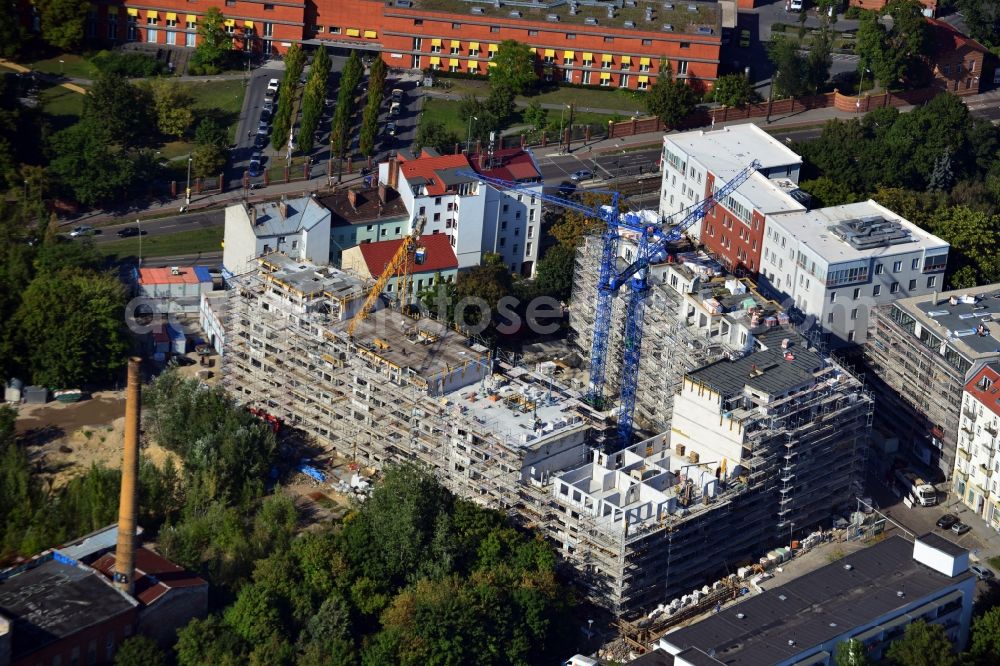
[629,650,675,666]
[687,329,823,399]
[251,197,329,237]
[666,124,802,181]
[0,558,136,660]
[661,535,971,666]
[911,286,1000,358]
[917,532,966,557]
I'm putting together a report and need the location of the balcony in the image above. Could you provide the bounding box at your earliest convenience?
[964,408,978,422]
[957,447,972,462]
[986,423,999,437]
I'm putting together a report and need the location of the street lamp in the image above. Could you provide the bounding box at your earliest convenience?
[59,59,64,76]
[137,218,142,267]
[856,66,871,114]
[185,154,193,206]
[558,104,570,153]
[466,115,478,155]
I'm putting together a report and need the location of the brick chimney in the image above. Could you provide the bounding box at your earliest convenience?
[347,188,358,211]
[278,198,289,219]
[248,203,257,226]
[378,183,387,204]
[388,158,399,189]
[114,357,142,596]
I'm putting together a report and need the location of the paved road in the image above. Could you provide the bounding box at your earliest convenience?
[91,210,225,244]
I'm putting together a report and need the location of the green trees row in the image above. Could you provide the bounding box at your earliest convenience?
[834,611,1000,666]
[171,464,578,666]
[331,52,364,158]
[271,43,305,153]
[855,0,929,89]
[768,32,833,98]
[796,92,1000,287]
[359,58,387,158]
[297,46,332,156]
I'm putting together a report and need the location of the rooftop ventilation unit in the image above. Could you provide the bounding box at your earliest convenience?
[494,0,502,6]
[569,4,578,13]
[662,23,674,30]
[396,0,412,6]
[624,20,636,27]
[607,6,617,18]
[697,25,712,34]
[471,5,485,12]
[688,3,698,10]
[585,16,599,24]
[830,215,912,249]
[547,13,560,20]
[509,9,522,16]
[664,2,674,9]
[626,0,638,5]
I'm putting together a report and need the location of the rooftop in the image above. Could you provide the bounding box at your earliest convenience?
[443,364,590,449]
[396,0,721,35]
[665,124,802,182]
[247,196,329,237]
[138,266,213,285]
[258,253,366,302]
[318,185,409,228]
[767,200,949,263]
[92,547,207,607]
[926,17,990,56]
[687,328,824,399]
[0,557,137,660]
[397,151,473,196]
[333,314,491,389]
[473,147,542,183]
[354,233,459,276]
[661,535,971,666]
[57,524,143,564]
[900,283,1000,360]
[723,171,805,216]
[966,363,1000,418]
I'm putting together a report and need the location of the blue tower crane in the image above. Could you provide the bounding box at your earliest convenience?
[460,159,760,446]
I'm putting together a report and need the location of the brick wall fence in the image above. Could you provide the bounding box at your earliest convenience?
[607,87,945,139]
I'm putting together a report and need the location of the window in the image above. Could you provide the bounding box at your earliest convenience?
[829,292,836,303]
[927,276,937,288]
[329,25,340,33]
[892,260,902,272]
[527,242,533,255]
[528,29,538,36]
[435,197,442,205]
[433,212,441,221]
[225,0,235,5]
[147,16,158,24]
[908,279,917,290]
[890,282,900,294]
[451,45,459,54]
[873,284,881,296]
[166,17,177,26]
[677,60,688,74]
[853,288,860,300]
[637,78,647,90]
[642,38,652,45]
[500,238,506,247]
[419,206,426,216]
[619,73,629,88]
[604,36,613,42]
[566,33,576,39]
[490,25,500,32]
[875,263,884,275]
[848,329,855,342]
[827,312,834,324]
[264,3,273,8]
[680,41,690,48]
[315,25,324,33]
[851,308,858,320]
[469,46,479,56]
[414,19,423,25]
[452,22,461,29]
[912,257,920,270]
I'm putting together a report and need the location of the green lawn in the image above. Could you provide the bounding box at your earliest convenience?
[421,97,467,137]
[28,54,94,79]
[156,79,248,160]
[98,226,224,260]
[435,77,646,113]
[40,84,85,117]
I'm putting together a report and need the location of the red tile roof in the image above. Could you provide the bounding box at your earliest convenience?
[472,147,542,182]
[926,18,990,56]
[397,152,472,196]
[92,547,207,607]
[966,363,1000,419]
[356,234,458,277]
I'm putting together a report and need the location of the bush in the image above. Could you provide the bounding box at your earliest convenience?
[90,50,167,77]
[844,5,864,18]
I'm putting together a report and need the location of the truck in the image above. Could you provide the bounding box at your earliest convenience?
[894,469,937,506]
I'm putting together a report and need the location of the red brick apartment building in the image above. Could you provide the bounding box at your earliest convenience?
[86,0,722,89]
[925,18,992,95]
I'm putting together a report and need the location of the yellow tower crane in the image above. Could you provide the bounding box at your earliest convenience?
[347,215,427,337]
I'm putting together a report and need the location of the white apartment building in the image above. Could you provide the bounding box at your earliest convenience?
[953,363,1000,528]
[378,147,543,276]
[759,200,950,344]
[222,197,331,277]
[659,123,803,239]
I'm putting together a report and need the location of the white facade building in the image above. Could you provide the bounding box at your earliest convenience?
[953,363,1000,527]
[378,148,543,276]
[759,200,950,344]
[222,197,331,277]
[659,124,803,238]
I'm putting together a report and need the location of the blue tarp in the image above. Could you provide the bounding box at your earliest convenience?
[298,464,325,482]
[194,266,213,283]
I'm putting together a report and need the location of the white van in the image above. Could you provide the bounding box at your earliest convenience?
[389,101,401,116]
[789,0,803,10]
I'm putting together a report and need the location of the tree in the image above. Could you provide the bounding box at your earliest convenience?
[523,100,548,130]
[489,39,537,94]
[855,0,928,88]
[971,606,1000,663]
[48,119,138,206]
[225,584,285,643]
[884,621,958,666]
[768,36,810,97]
[927,146,954,192]
[147,79,195,139]
[84,73,155,147]
[484,82,516,127]
[0,6,26,58]
[114,636,167,666]
[548,193,610,248]
[834,639,871,666]
[193,7,232,74]
[36,0,89,51]
[414,120,459,154]
[10,269,128,387]
[712,73,756,107]
[195,117,228,148]
[806,29,834,92]
[927,205,1000,288]
[800,177,860,207]
[958,0,1000,49]
[645,62,697,128]
[192,142,227,178]
[175,615,246,666]
[534,244,576,301]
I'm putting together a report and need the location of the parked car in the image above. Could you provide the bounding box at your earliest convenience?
[262,100,274,114]
[389,101,401,117]
[258,120,270,133]
[789,0,803,10]
[739,29,751,48]
[69,225,94,237]
[971,564,995,581]
[386,121,397,136]
[571,169,594,182]
[248,156,263,177]
[255,133,269,149]
[116,226,140,238]
[267,78,280,93]
[391,88,404,103]
[951,521,972,536]
[936,514,959,529]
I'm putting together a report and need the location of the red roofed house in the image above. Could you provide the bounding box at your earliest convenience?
[925,19,993,95]
[377,147,543,277]
[341,233,459,304]
[953,363,1000,529]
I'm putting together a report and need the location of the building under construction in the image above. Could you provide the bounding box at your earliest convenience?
[543,328,872,617]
